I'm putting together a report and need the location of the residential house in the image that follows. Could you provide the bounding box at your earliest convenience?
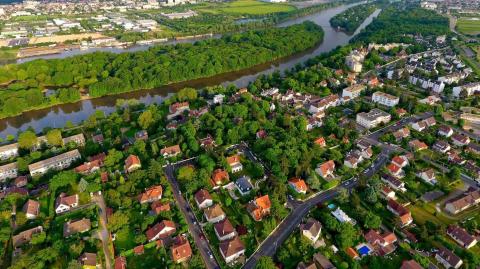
[135,130,148,141]
[344,152,363,169]
[445,190,480,214]
[134,245,144,255]
[392,156,408,168]
[418,95,441,105]
[55,193,79,214]
[314,137,326,147]
[297,262,317,269]
[342,84,366,99]
[364,230,398,256]
[447,151,465,165]
[381,186,396,200]
[345,247,360,260]
[451,134,470,147]
[331,208,356,225]
[400,260,423,269]
[313,252,336,269]
[235,176,253,196]
[247,195,271,221]
[146,220,176,242]
[356,109,391,129]
[289,177,308,194]
[393,128,410,141]
[204,204,226,223]
[151,201,171,215]
[447,225,477,249]
[64,218,91,237]
[0,162,18,182]
[28,149,81,176]
[199,135,216,149]
[316,160,335,179]
[433,140,451,153]
[214,218,237,241]
[138,185,163,204]
[63,133,85,146]
[171,235,192,263]
[372,91,399,107]
[78,253,97,269]
[124,154,141,173]
[74,159,103,175]
[417,169,437,185]
[194,189,213,209]
[12,226,43,248]
[92,134,104,144]
[160,145,181,158]
[168,102,189,119]
[219,236,245,264]
[467,143,480,155]
[23,199,40,219]
[211,169,230,188]
[213,94,225,104]
[387,163,404,178]
[300,218,322,244]
[435,246,463,269]
[14,176,27,188]
[438,125,454,137]
[381,174,406,192]
[387,199,413,227]
[410,117,436,132]
[226,155,243,173]
[256,130,267,139]
[114,256,127,269]
[408,139,428,151]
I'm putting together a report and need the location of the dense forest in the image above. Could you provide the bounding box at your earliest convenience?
[353,6,449,43]
[0,22,322,119]
[329,3,377,34]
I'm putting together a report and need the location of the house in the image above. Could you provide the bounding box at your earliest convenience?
[146,220,176,242]
[171,235,192,263]
[219,236,245,263]
[393,127,410,141]
[342,84,366,99]
[168,101,189,117]
[194,189,213,209]
[160,145,181,158]
[0,162,18,182]
[64,218,91,237]
[313,253,336,269]
[315,160,335,179]
[445,190,480,214]
[12,226,43,248]
[214,218,237,241]
[211,169,230,188]
[372,91,399,107]
[438,125,454,137]
[417,169,437,185]
[124,154,141,173]
[435,246,463,269]
[0,186,27,200]
[74,159,103,175]
[23,199,40,219]
[408,139,428,151]
[289,178,308,194]
[451,134,470,147]
[392,156,408,168]
[387,199,413,227]
[28,149,81,176]
[135,130,148,141]
[331,208,356,225]
[55,193,79,214]
[418,95,441,105]
[300,218,322,244]
[396,108,407,117]
[344,152,363,169]
[138,185,163,204]
[447,225,477,249]
[360,147,373,159]
[356,109,391,129]
[213,94,225,104]
[134,245,144,255]
[151,201,171,215]
[467,143,480,155]
[364,230,397,256]
[256,130,267,139]
[63,133,85,146]
[226,155,243,173]
[387,163,403,178]
[114,256,127,269]
[314,137,326,147]
[92,134,104,144]
[447,151,465,165]
[433,140,451,153]
[400,260,423,269]
[381,186,396,200]
[297,262,317,269]
[381,174,406,192]
[78,253,97,269]
[199,135,216,149]
[204,204,226,223]
[345,247,360,260]
[14,176,28,188]
[247,195,271,221]
[235,176,253,196]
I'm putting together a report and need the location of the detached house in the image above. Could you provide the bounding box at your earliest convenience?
[433,140,451,153]
[300,218,322,244]
[447,225,477,249]
[138,185,163,204]
[160,145,181,158]
[235,176,253,196]
[124,154,141,173]
[211,169,230,188]
[214,218,237,241]
[314,137,326,147]
[226,155,243,173]
[288,178,308,194]
[400,260,423,269]
[204,204,226,223]
[12,226,43,248]
[146,220,176,242]
[451,134,470,147]
[344,152,363,169]
[194,189,213,209]
[64,218,91,237]
[78,253,97,269]
[316,160,335,179]
[417,169,436,185]
[381,174,406,192]
[393,127,410,141]
[55,193,79,214]
[408,139,428,151]
[438,125,454,137]
[435,246,463,269]
[23,199,40,219]
[387,199,413,227]
[392,156,408,168]
[364,229,398,256]
[171,235,192,263]
[219,236,245,264]
[445,190,480,215]
[247,195,271,221]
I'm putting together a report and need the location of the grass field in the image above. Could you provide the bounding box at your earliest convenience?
[457,17,480,35]
[196,0,296,15]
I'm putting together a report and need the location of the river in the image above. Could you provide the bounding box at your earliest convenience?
[0,4,380,138]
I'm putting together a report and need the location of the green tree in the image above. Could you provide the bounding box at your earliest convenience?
[256,256,276,269]
[138,110,154,130]
[18,130,37,150]
[46,129,63,146]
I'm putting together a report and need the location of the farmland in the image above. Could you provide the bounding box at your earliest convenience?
[457,17,480,35]
[195,0,296,15]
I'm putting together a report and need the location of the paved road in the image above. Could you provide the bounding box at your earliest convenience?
[92,193,113,269]
[164,162,220,269]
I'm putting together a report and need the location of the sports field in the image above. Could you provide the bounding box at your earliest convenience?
[196,0,296,15]
[457,17,480,35]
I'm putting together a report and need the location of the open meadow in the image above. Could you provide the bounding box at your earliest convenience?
[195,0,296,15]
[457,17,480,35]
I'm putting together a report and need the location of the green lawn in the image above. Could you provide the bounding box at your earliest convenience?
[457,17,480,35]
[196,0,296,15]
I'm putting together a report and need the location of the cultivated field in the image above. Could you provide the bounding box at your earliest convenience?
[196,0,296,15]
[457,17,480,35]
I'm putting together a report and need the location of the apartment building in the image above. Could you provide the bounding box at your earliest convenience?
[0,162,18,182]
[356,109,391,129]
[28,149,81,176]
[372,91,399,107]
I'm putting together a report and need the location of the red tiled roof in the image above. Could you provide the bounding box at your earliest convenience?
[288,178,308,192]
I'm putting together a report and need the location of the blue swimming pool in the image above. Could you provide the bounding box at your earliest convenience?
[327,204,336,209]
[358,245,371,256]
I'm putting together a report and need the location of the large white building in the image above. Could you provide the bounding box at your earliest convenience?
[453,82,480,97]
[28,149,81,176]
[372,91,399,107]
[356,109,391,129]
[0,162,18,182]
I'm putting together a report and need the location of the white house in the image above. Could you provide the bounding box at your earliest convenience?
[372,91,399,107]
[55,193,79,214]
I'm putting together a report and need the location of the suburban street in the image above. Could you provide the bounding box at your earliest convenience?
[91,193,113,269]
[164,161,220,269]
